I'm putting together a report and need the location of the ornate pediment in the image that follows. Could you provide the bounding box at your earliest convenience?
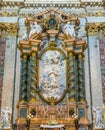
[25,7,79,30]
[19,7,86,55]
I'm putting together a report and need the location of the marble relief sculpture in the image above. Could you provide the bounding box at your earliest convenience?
[40,50,66,99]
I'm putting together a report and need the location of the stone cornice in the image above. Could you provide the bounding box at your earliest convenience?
[0,4,105,18]
[1,11,105,18]
[0,22,19,36]
[1,1,104,9]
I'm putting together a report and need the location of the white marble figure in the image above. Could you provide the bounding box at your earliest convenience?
[77,28,83,40]
[77,26,86,40]
[22,30,28,40]
[63,22,76,37]
[29,22,42,37]
[1,107,11,128]
[92,106,103,128]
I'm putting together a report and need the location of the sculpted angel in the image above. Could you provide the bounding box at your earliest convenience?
[29,22,42,37]
[22,30,28,40]
[63,22,76,37]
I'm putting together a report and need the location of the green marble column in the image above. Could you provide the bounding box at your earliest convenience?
[30,53,38,102]
[68,52,75,102]
[77,54,85,102]
[19,55,28,102]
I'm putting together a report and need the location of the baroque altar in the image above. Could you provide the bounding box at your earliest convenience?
[16,7,89,130]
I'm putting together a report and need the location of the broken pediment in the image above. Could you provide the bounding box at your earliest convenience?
[25,7,79,30]
[18,7,87,55]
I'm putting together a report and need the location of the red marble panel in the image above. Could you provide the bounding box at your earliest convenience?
[0,40,6,67]
[99,38,105,66]
[99,37,105,103]
[0,75,3,101]
[102,74,105,103]
[0,38,6,108]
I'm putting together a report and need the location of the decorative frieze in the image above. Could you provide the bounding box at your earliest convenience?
[0,11,104,18]
[1,0,103,8]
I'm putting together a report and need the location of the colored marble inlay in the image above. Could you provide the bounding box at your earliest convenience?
[0,38,6,108]
[99,38,105,66]
[0,75,3,101]
[99,37,105,103]
[0,39,6,67]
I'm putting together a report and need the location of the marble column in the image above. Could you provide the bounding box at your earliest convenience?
[68,52,75,101]
[1,36,17,110]
[30,53,38,102]
[19,54,28,102]
[77,54,85,102]
[88,36,103,107]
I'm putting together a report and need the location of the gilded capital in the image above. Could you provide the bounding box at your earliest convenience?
[32,53,36,57]
[86,22,105,36]
[0,22,19,36]
[78,54,83,59]
[23,55,27,59]
[69,98,75,102]
[29,98,38,103]
[69,52,73,57]
[0,23,6,37]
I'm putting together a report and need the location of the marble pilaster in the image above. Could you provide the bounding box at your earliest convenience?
[13,18,26,121]
[1,36,17,110]
[88,36,103,107]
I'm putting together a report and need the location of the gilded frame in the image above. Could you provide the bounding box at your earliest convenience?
[38,46,67,104]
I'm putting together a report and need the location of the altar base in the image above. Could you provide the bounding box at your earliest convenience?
[94,128,104,130]
[2,128,11,130]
